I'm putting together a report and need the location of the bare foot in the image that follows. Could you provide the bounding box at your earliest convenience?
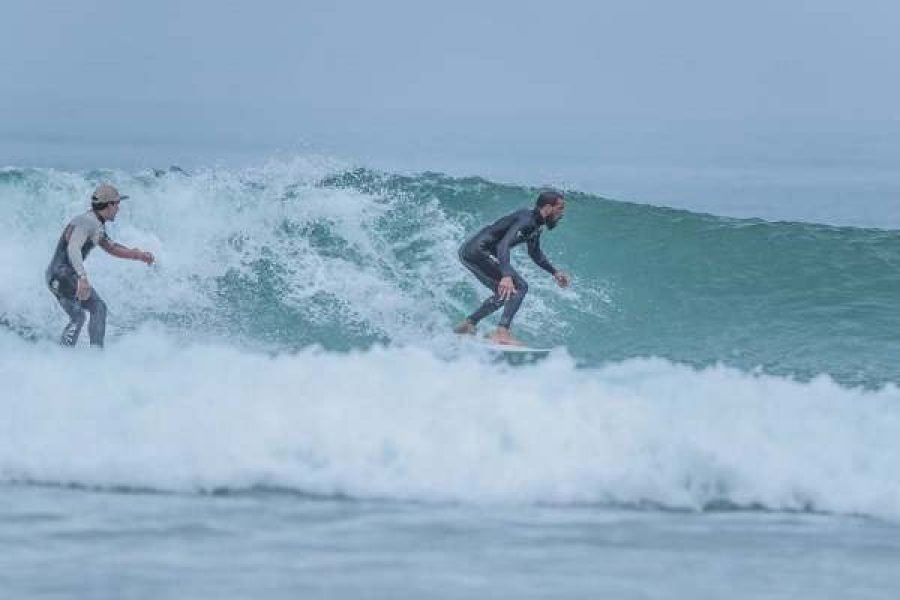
[453,319,476,335]
[487,327,524,346]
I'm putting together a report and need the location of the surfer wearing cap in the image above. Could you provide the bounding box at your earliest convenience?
[454,190,570,346]
[45,183,155,348]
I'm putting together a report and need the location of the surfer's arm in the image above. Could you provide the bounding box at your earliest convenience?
[527,234,557,275]
[66,226,90,277]
[496,214,531,277]
[100,239,155,265]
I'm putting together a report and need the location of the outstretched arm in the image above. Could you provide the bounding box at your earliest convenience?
[526,233,557,275]
[528,234,570,287]
[100,239,155,264]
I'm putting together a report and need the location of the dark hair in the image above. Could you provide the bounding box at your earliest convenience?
[535,190,564,209]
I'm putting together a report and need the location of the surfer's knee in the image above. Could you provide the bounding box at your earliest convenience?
[516,279,529,296]
[85,295,107,323]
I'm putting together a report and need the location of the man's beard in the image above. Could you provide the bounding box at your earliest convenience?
[546,215,562,230]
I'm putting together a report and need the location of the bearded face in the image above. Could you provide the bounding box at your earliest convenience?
[546,200,565,229]
[546,213,562,229]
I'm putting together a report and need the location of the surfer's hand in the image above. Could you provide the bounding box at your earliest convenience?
[498,276,516,301]
[553,271,571,288]
[75,276,92,301]
[136,250,155,265]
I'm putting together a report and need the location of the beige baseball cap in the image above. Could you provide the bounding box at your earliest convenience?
[91,183,129,207]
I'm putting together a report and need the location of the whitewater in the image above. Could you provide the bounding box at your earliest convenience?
[2,158,899,598]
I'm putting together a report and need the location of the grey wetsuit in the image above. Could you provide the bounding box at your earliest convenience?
[458,208,557,328]
[46,211,109,347]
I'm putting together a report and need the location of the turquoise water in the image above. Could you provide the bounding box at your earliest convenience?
[2,160,899,598]
[4,164,897,385]
[324,168,900,386]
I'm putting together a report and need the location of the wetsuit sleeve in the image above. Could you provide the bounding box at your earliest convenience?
[496,213,532,277]
[66,226,90,277]
[527,232,557,275]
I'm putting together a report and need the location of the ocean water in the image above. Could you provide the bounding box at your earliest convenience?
[2,159,899,598]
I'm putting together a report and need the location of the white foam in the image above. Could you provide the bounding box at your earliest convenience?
[1,159,583,344]
[2,328,899,519]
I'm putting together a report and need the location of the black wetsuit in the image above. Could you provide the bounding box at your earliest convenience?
[46,211,109,347]
[458,208,557,328]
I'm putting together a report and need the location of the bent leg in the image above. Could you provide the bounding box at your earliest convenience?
[459,250,505,325]
[50,284,86,346]
[81,291,107,348]
[497,273,528,329]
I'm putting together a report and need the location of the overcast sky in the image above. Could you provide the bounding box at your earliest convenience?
[2,0,899,171]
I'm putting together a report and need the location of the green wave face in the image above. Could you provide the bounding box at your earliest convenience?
[323,169,900,385]
[2,164,898,386]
